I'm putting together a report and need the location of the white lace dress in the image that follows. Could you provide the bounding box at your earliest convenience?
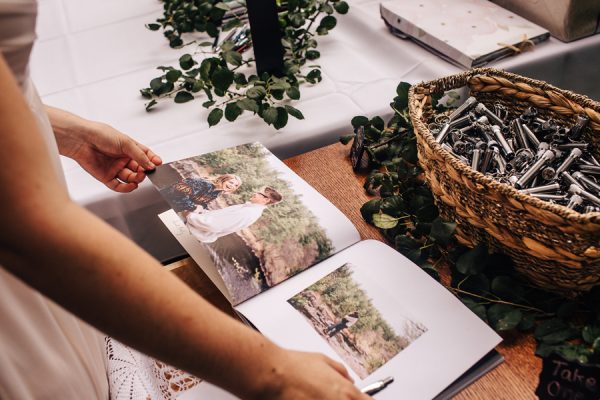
[0,1,200,398]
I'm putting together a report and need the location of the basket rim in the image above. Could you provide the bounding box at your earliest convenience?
[408,67,600,226]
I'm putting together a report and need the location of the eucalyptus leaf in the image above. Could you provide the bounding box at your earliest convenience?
[284,105,304,120]
[373,213,398,229]
[351,116,369,128]
[211,68,234,92]
[273,107,289,130]
[429,218,456,245]
[224,102,242,121]
[319,15,337,30]
[174,91,194,103]
[334,1,349,14]
[207,108,223,127]
[263,107,278,125]
[456,244,488,275]
[145,99,157,111]
[236,98,259,113]
[488,304,522,331]
[202,100,216,108]
[535,318,578,344]
[246,86,267,100]
[360,199,381,224]
[286,86,301,100]
[223,50,242,66]
[166,69,182,83]
[462,298,488,323]
[582,325,600,344]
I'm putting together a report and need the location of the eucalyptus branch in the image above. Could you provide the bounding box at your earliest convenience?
[141,0,349,129]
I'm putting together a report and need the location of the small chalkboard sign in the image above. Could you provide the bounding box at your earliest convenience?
[535,353,600,400]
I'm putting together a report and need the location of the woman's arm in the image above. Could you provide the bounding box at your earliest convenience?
[45,105,162,193]
[0,56,368,400]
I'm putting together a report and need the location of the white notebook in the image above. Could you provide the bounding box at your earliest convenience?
[380,0,550,68]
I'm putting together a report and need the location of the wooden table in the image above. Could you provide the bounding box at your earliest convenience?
[167,142,541,399]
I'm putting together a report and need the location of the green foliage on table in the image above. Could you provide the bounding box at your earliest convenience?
[342,82,600,366]
[141,0,349,129]
[187,143,333,267]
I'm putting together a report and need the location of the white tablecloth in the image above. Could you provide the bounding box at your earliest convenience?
[31,0,600,261]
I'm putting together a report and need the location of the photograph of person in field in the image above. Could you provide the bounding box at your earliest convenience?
[288,263,427,379]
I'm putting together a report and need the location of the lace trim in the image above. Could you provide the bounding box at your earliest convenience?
[106,337,202,400]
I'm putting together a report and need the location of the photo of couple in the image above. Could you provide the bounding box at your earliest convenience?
[150,143,336,304]
[164,173,282,244]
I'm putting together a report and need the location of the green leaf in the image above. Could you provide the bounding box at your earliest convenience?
[174,91,193,103]
[234,73,248,85]
[263,107,278,125]
[462,298,488,323]
[340,134,354,145]
[394,235,421,261]
[284,105,304,120]
[360,199,381,223]
[319,15,337,30]
[140,88,153,99]
[306,50,320,60]
[223,50,242,66]
[429,218,456,246]
[146,23,161,31]
[306,69,322,83]
[236,98,259,113]
[246,86,267,100]
[370,116,385,131]
[207,108,223,127]
[334,1,349,14]
[316,26,329,35]
[535,318,577,344]
[273,107,289,130]
[224,102,243,122]
[150,77,163,92]
[351,116,369,128]
[455,245,488,275]
[582,325,600,344]
[286,86,301,100]
[487,304,522,331]
[395,82,411,109]
[169,36,183,48]
[202,100,216,108]
[145,99,157,111]
[211,68,234,92]
[381,195,407,217]
[214,2,230,11]
[289,13,305,28]
[490,276,517,299]
[518,312,535,331]
[373,213,398,229]
[166,69,182,83]
[179,54,194,70]
[222,18,243,31]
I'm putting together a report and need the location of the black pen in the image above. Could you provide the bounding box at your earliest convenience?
[360,376,394,396]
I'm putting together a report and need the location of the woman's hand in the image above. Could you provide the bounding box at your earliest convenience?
[45,106,162,192]
[247,347,372,400]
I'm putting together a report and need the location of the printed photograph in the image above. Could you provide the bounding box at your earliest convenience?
[149,143,335,304]
[287,263,427,378]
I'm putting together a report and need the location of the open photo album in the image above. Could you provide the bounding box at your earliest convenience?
[149,142,503,399]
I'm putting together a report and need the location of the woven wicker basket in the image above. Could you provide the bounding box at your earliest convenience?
[408,68,600,296]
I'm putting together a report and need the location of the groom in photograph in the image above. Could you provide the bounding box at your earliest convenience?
[185,186,283,243]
